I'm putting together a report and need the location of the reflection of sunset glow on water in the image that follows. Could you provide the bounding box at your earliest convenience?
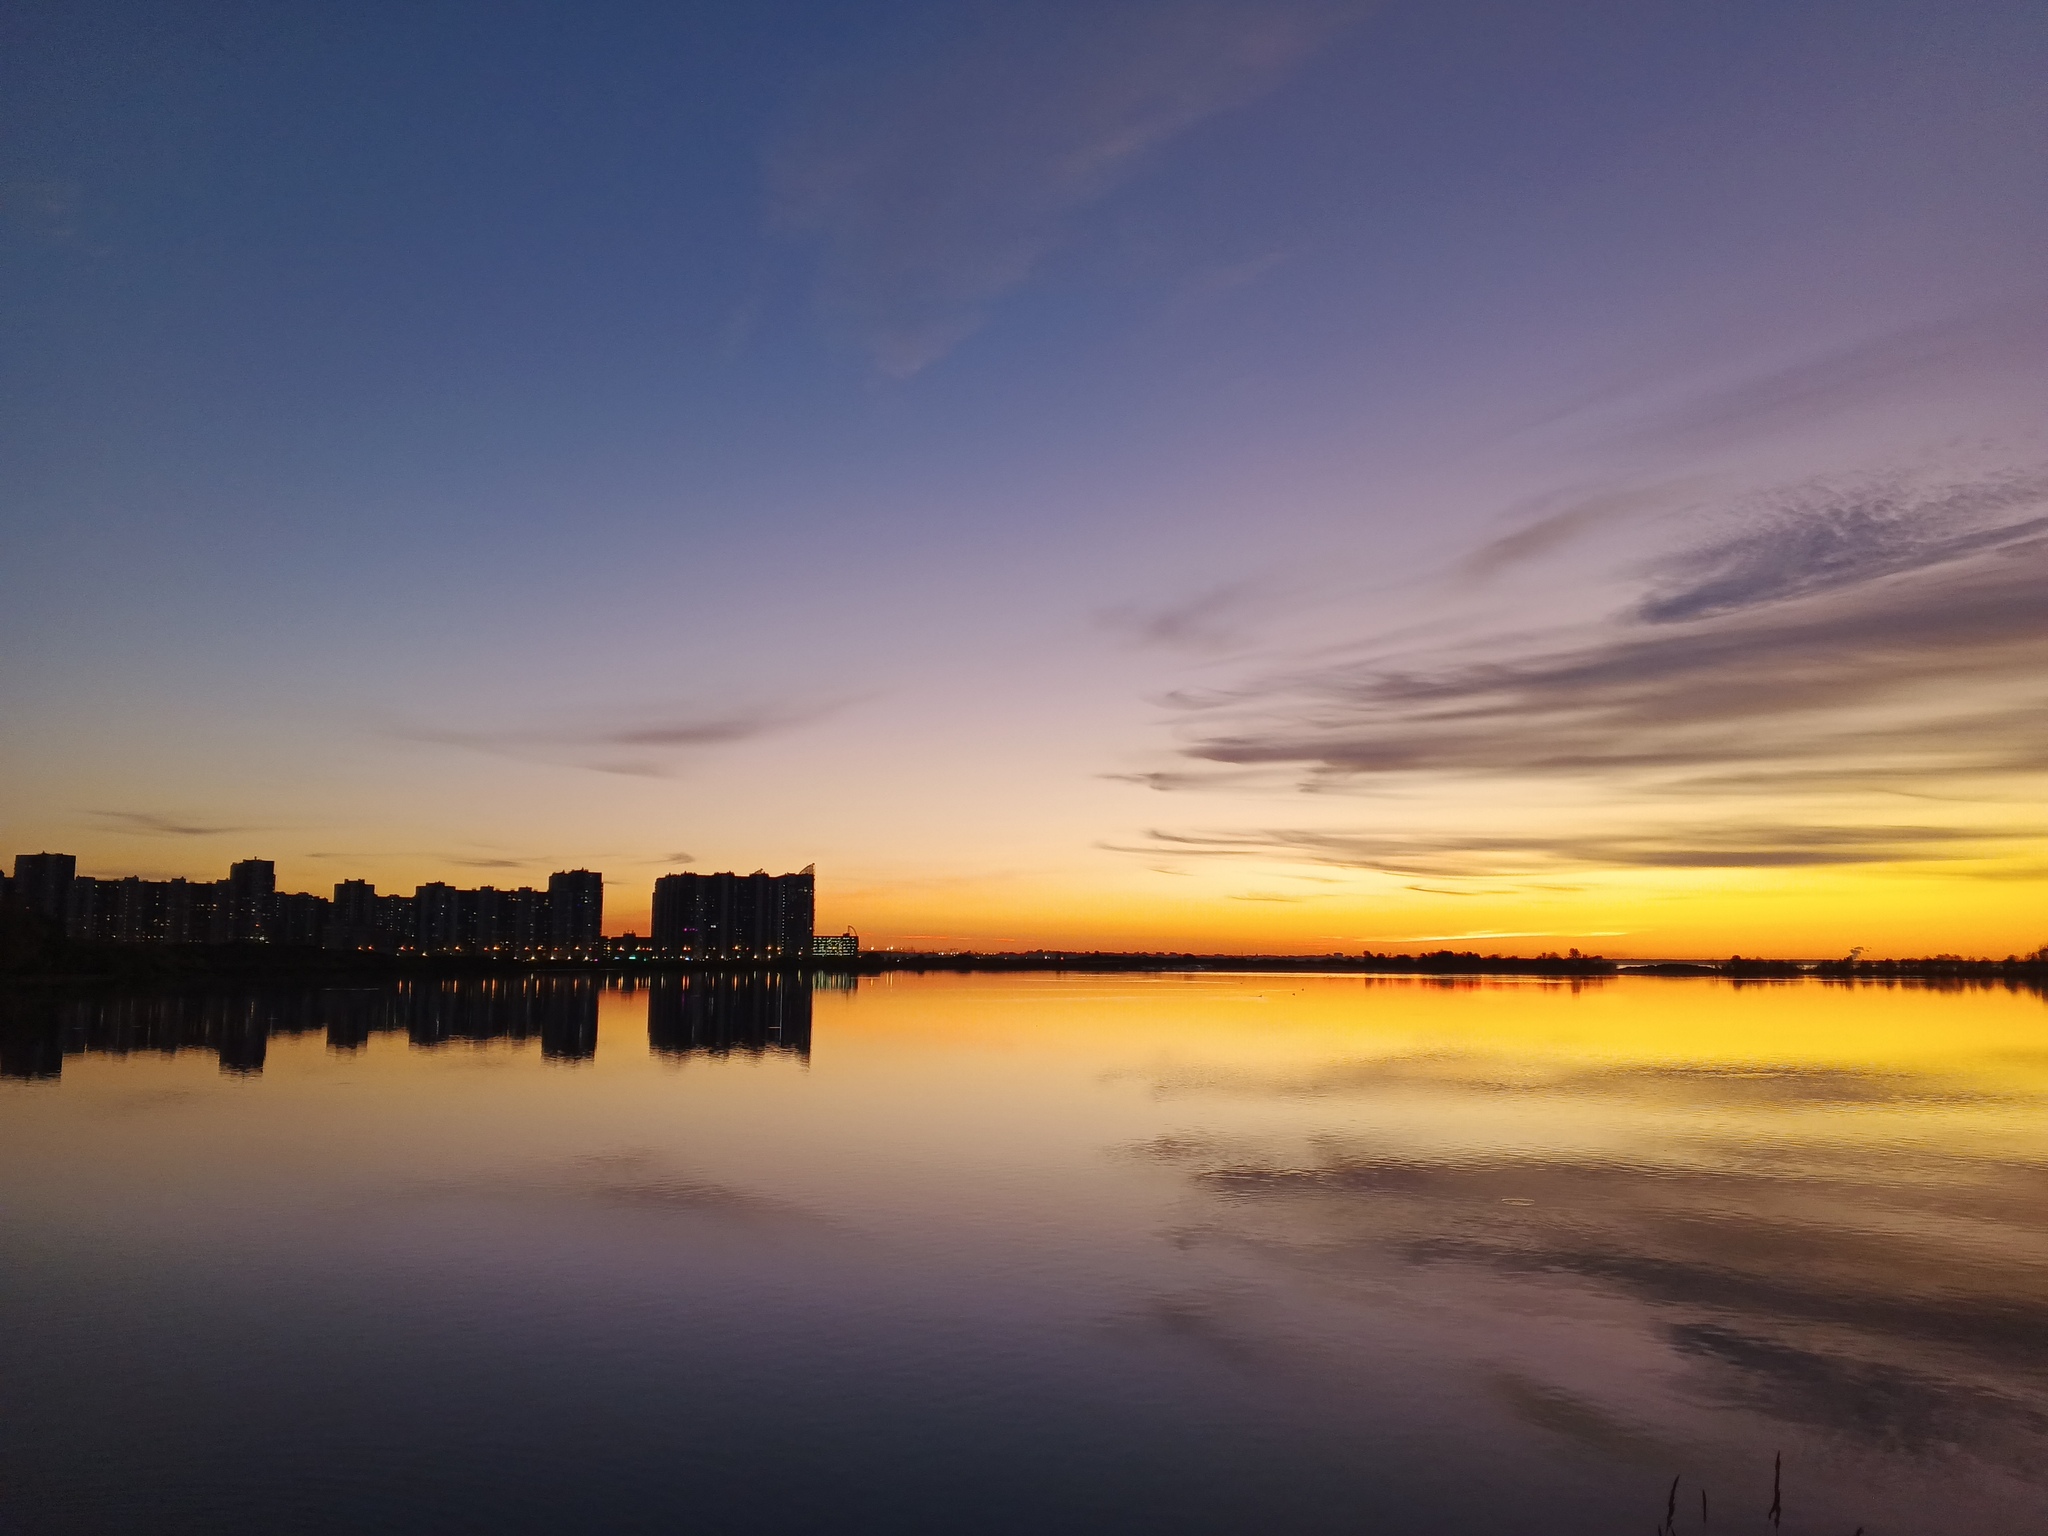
[4,974,2043,1533]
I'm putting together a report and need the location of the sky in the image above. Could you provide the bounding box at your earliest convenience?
[4,0,2046,957]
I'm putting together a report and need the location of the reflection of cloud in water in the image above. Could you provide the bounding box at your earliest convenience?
[1126,1060,2048,1487]
[1143,1051,2029,1107]
[1490,1372,1683,1467]
[1100,1284,1276,1372]
[397,1149,833,1230]
[1670,1322,2046,1461]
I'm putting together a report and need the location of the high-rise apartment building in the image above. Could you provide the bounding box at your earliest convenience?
[331,880,380,950]
[64,877,119,941]
[414,882,461,952]
[59,874,224,943]
[457,886,501,949]
[275,891,331,947]
[373,893,415,950]
[6,856,641,956]
[163,877,227,943]
[500,886,549,947]
[11,853,76,922]
[650,868,814,960]
[548,870,604,946]
[227,859,276,942]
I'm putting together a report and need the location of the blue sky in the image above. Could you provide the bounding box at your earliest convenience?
[5,0,2046,951]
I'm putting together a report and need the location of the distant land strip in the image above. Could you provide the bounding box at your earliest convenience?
[3,938,2045,988]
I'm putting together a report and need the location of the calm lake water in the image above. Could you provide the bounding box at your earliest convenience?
[2,972,2044,1535]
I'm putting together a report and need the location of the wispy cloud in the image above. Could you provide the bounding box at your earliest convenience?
[1636,303,2048,455]
[769,0,1368,375]
[1102,766,1296,793]
[1099,578,1277,652]
[1119,822,2038,879]
[86,810,261,838]
[1637,472,2048,623]
[1459,483,1692,582]
[1123,464,2048,873]
[1533,299,2048,459]
[394,698,847,778]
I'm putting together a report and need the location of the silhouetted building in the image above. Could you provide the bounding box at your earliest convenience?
[548,869,603,946]
[12,853,75,922]
[227,859,276,942]
[109,876,178,943]
[65,876,120,940]
[415,882,460,952]
[47,874,230,945]
[175,878,228,943]
[375,893,415,951]
[9,856,621,953]
[275,891,330,947]
[500,886,549,947]
[651,868,813,960]
[458,886,501,948]
[331,879,380,950]
[399,882,556,952]
[813,930,859,958]
[129,878,170,944]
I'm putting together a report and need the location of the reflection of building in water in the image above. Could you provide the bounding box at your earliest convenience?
[324,987,398,1050]
[0,976,604,1078]
[4,974,831,1078]
[647,972,812,1060]
[0,1024,64,1080]
[402,976,599,1061]
[215,994,272,1072]
[540,978,598,1060]
[0,988,335,1078]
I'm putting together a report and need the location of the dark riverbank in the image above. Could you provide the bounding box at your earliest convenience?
[3,927,2044,989]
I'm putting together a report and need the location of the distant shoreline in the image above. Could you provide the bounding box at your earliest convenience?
[3,943,2044,988]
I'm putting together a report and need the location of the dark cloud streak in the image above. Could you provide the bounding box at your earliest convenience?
[393,699,848,777]
[1128,465,2048,872]
[1638,473,2048,623]
[87,810,262,838]
[1120,821,2039,878]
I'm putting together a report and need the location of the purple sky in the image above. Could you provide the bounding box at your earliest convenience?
[4,0,2046,953]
